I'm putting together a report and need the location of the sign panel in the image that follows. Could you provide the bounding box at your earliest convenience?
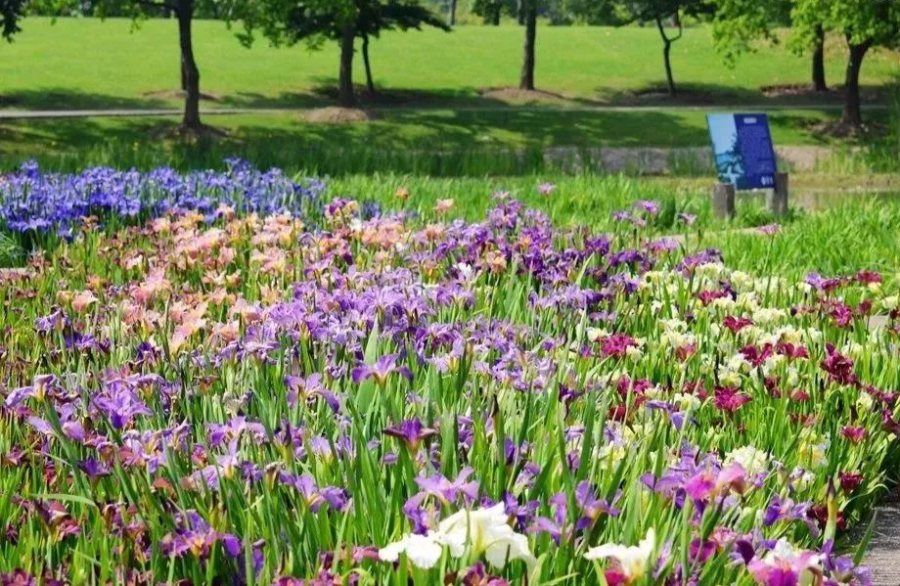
[707,113,777,190]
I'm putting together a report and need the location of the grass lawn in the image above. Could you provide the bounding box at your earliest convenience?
[0,18,897,111]
[1,107,895,175]
[1,18,897,174]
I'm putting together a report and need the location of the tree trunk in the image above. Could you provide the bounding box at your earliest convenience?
[842,39,871,128]
[519,0,536,90]
[656,17,676,97]
[180,58,188,91]
[448,0,457,26]
[662,39,675,96]
[488,3,500,25]
[338,24,356,107]
[812,26,827,92]
[176,0,201,129]
[362,33,375,95]
[516,0,524,25]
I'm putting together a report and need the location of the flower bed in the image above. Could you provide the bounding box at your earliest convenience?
[0,160,324,236]
[0,167,898,585]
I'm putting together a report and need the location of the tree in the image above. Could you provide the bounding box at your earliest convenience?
[50,0,226,132]
[358,0,449,94]
[1,0,26,42]
[622,0,712,96]
[711,0,826,92]
[471,0,506,24]
[809,23,826,91]
[519,0,536,89]
[239,0,447,107]
[561,0,628,25]
[793,0,900,128]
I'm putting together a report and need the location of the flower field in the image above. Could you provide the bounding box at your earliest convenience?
[1,162,899,585]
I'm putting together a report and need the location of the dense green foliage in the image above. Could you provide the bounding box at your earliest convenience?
[0,0,25,40]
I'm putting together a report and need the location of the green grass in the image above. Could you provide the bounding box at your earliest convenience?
[1,18,898,174]
[1,107,895,176]
[1,18,898,109]
[333,173,711,225]
[714,199,900,279]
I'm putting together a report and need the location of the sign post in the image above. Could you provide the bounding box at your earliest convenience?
[711,182,736,219]
[707,113,786,218]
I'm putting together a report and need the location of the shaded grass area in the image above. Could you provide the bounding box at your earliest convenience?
[1,18,898,111]
[1,108,894,176]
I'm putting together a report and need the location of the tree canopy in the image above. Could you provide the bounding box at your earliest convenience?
[238,0,448,106]
[710,0,789,66]
[1,0,26,41]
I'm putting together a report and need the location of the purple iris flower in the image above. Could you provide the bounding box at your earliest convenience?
[678,212,698,226]
[529,493,569,545]
[633,200,660,215]
[4,374,58,408]
[351,353,412,385]
[283,473,350,512]
[413,467,480,505]
[499,492,539,533]
[684,470,717,503]
[574,481,619,530]
[284,373,340,412]
[402,496,432,534]
[690,538,717,564]
[79,458,111,480]
[382,418,437,451]
[822,540,872,585]
[206,416,268,447]
[462,562,510,586]
[94,389,153,430]
[159,510,243,560]
[763,494,818,536]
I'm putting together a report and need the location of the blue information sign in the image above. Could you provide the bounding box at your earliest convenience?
[707,113,777,190]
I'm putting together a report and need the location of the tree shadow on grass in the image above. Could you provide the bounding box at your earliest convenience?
[2,73,896,113]
[219,80,897,112]
[0,107,716,175]
[369,108,713,148]
[0,88,174,111]
[217,81,568,110]
[594,81,895,108]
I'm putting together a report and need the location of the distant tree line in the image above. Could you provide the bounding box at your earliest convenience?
[3,0,898,134]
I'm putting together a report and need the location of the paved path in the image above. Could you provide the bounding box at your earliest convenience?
[856,315,898,586]
[0,103,890,120]
[852,492,900,586]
